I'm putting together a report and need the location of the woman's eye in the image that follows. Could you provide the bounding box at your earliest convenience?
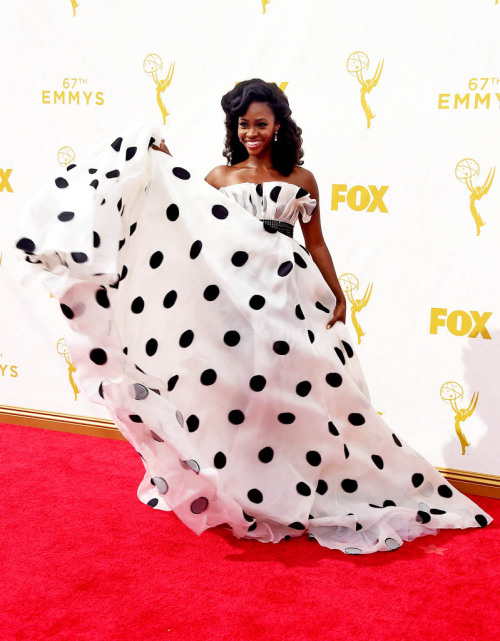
[239,122,248,128]
[258,123,268,127]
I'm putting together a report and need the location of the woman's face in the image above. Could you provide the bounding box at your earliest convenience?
[237,101,278,158]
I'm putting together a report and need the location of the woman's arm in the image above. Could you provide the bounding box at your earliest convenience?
[297,170,346,328]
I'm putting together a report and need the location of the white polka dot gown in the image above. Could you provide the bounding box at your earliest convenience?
[16,124,492,554]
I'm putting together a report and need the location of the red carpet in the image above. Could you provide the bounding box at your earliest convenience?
[1,423,498,641]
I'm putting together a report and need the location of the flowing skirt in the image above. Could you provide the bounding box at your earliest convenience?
[16,123,493,554]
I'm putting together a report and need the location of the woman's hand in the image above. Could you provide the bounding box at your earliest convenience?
[151,138,171,155]
[327,296,346,329]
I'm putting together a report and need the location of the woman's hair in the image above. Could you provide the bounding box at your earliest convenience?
[220,79,304,176]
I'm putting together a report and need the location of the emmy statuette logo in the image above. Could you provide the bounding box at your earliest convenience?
[0,168,13,192]
[455,158,495,236]
[346,51,384,128]
[58,146,76,168]
[331,184,389,212]
[57,338,80,401]
[261,0,270,13]
[440,381,478,456]
[429,308,492,339]
[144,54,175,125]
[339,273,373,344]
[69,0,79,16]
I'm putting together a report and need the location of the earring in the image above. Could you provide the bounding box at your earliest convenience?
[274,131,278,142]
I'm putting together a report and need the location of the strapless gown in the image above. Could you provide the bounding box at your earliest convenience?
[16,124,492,554]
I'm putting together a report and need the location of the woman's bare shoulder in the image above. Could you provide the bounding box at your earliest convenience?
[205,165,233,189]
[289,166,319,195]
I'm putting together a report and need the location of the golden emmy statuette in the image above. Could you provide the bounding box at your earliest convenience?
[455,158,495,236]
[262,0,270,13]
[57,146,75,167]
[346,51,384,129]
[57,338,80,401]
[143,54,175,125]
[69,0,79,17]
[339,273,373,345]
[440,381,479,456]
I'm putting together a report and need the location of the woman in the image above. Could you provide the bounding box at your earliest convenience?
[17,79,492,554]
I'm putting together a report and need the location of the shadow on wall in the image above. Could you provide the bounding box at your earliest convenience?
[440,328,500,474]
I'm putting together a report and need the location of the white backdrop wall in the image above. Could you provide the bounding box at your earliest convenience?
[1,0,499,477]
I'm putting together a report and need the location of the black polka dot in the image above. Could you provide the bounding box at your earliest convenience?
[123,347,128,355]
[342,341,354,358]
[297,482,312,496]
[204,285,220,301]
[117,198,122,212]
[296,187,308,198]
[150,430,163,443]
[270,185,282,202]
[412,473,424,488]
[88,168,97,174]
[125,146,137,161]
[273,341,290,355]
[278,261,293,277]
[145,338,158,356]
[371,455,384,469]
[416,510,431,524]
[90,348,107,365]
[179,330,194,348]
[348,413,365,426]
[118,239,126,251]
[243,511,255,523]
[90,179,99,189]
[55,177,69,188]
[149,251,164,269]
[166,204,179,221]
[326,373,343,387]
[16,238,35,253]
[93,231,101,248]
[214,452,226,468]
[132,384,149,400]
[295,304,305,320]
[167,375,179,391]
[256,183,263,197]
[356,523,363,532]
[66,164,76,171]
[248,489,263,504]
[249,295,265,310]
[71,252,88,263]
[296,381,312,397]
[98,382,104,398]
[392,434,403,447]
[147,498,159,508]
[190,240,202,259]
[111,137,123,152]
[148,137,155,148]
[60,304,74,319]
[129,414,143,423]
[344,444,350,459]
[306,451,322,466]
[58,211,74,222]
[228,410,245,425]
[263,222,277,234]
[131,297,145,313]
[288,522,305,530]
[341,479,358,493]
[278,413,295,424]
[152,477,168,494]
[164,290,178,308]
[200,369,217,385]
[437,484,453,498]
[383,500,396,507]
[186,415,200,433]
[308,330,315,343]
[224,331,240,347]
[190,497,209,514]
[173,167,190,180]
[129,222,137,236]
[231,251,248,267]
[181,459,200,474]
[250,375,266,391]
[475,514,488,527]
[328,421,339,436]
[315,302,330,313]
[96,288,110,308]
[430,508,446,515]
[258,447,274,463]
[293,252,307,268]
[212,204,229,219]
[316,480,328,495]
[247,522,258,532]
[335,348,346,365]
[106,169,120,179]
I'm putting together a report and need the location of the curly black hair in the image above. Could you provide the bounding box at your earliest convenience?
[220,79,304,176]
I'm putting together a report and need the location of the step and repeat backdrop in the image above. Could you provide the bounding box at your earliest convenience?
[1,0,499,477]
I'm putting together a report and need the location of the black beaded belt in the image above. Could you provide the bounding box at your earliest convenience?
[261,218,294,238]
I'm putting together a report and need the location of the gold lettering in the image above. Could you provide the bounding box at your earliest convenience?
[469,311,492,339]
[447,310,472,336]
[367,185,389,213]
[474,93,490,108]
[430,308,447,334]
[454,94,470,108]
[0,364,7,375]
[42,90,50,104]
[347,186,370,211]
[0,168,13,192]
[95,91,104,105]
[438,93,450,109]
[69,91,80,105]
[10,365,17,378]
[83,91,93,105]
[54,90,65,104]
[331,184,348,210]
